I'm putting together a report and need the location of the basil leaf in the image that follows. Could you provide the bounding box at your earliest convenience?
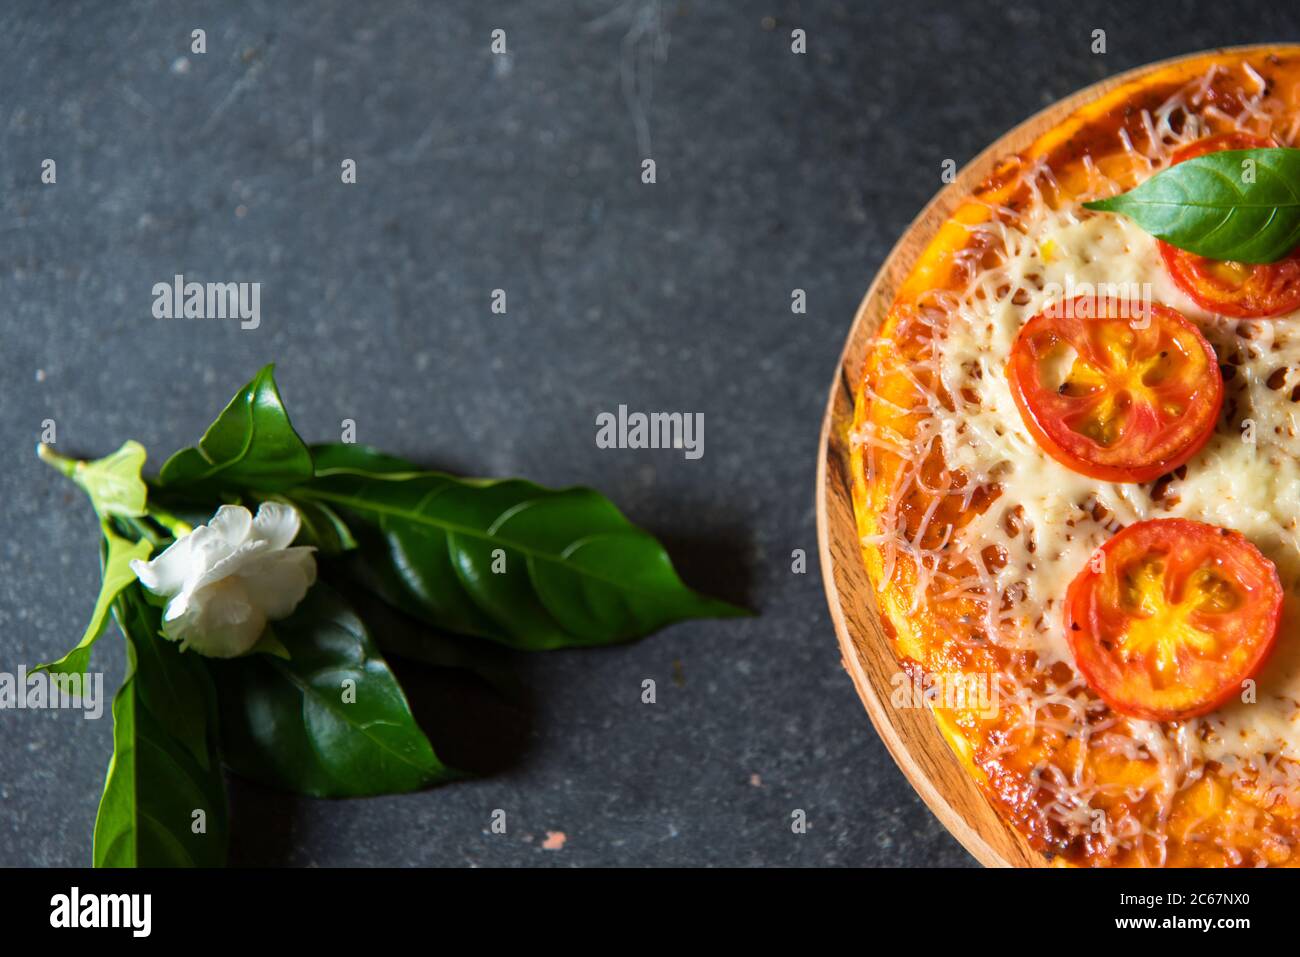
[37,522,151,677]
[300,443,749,650]
[159,364,313,492]
[1084,148,1300,264]
[94,586,228,867]
[38,440,148,518]
[211,584,455,797]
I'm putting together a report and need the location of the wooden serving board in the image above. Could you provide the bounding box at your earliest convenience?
[815,45,1300,868]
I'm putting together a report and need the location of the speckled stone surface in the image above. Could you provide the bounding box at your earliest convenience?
[2,0,1297,867]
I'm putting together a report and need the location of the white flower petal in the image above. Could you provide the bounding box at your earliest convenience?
[130,532,194,595]
[162,593,190,622]
[191,539,269,591]
[238,546,317,621]
[135,502,317,658]
[162,577,267,658]
[162,539,263,623]
[251,501,301,550]
[182,523,240,581]
[207,504,253,546]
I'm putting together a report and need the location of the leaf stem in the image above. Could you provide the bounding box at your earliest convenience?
[118,515,166,550]
[36,442,78,478]
[146,504,193,539]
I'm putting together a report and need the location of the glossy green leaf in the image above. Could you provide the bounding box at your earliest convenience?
[331,576,522,698]
[298,443,749,650]
[94,586,228,867]
[312,442,418,475]
[278,495,357,554]
[38,440,148,518]
[159,364,313,492]
[1084,148,1300,263]
[211,584,454,797]
[38,522,151,677]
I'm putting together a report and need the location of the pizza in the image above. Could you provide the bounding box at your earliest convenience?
[850,48,1300,866]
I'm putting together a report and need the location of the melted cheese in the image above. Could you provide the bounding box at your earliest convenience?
[937,206,1300,766]
[857,62,1300,858]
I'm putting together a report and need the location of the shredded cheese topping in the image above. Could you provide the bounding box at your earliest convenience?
[855,63,1300,863]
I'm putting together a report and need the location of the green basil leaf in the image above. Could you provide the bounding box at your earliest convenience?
[94,586,228,867]
[159,364,313,492]
[300,444,750,650]
[211,584,455,797]
[37,522,151,677]
[1084,148,1300,263]
[39,440,149,518]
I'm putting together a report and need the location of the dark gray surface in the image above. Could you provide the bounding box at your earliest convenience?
[3,0,1298,867]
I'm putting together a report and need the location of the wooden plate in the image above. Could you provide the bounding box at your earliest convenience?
[815,45,1300,868]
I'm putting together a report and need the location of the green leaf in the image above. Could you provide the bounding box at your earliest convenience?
[93,586,228,867]
[210,584,455,798]
[39,440,148,518]
[158,364,313,492]
[289,447,410,556]
[298,443,749,650]
[312,442,419,475]
[329,575,522,698]
[248,624,292,660]
[37,522,151,677]
[276,495,357,554]
[1084,148,1300,263]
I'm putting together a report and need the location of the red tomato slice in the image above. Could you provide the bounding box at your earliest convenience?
[1157,133,1300,319]
[1064,518,1283,722]
[1006,298,1223,483]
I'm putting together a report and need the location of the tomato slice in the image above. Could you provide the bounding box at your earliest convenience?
[1006,298,1223,483]
[1157,133,1300,319]
[1064,518,1282,722]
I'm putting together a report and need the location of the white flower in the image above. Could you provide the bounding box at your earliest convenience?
[130,502,317,658]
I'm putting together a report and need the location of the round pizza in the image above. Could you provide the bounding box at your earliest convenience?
[850,48,1300,866]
